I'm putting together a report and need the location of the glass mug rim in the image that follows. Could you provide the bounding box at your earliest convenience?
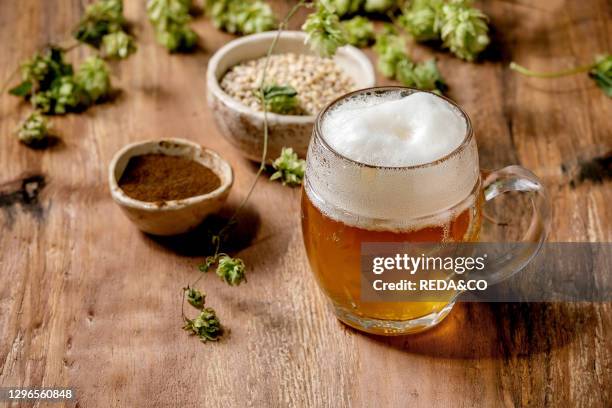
[313,86,475,171]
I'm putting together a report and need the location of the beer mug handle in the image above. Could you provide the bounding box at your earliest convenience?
[481,165,551,285]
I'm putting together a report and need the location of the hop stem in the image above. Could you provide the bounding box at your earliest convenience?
[510,61,595,78]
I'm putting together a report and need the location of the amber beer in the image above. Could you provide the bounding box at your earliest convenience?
[301,189,482,329]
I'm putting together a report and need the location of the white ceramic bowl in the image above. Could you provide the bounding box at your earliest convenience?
[207,30,376,161]
[109,138,233,236]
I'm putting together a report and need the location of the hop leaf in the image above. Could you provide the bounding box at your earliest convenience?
[75,56,112,102]
[399,0,443,41]
[183,308,223,342]
[216,255,246,286]
[270,147,306,186]
[257,84,299,114]
[16,112,51,146]
[439,0,490,61]
[589,54,612,97]
[147,0,198,52]
[341,16,375,48]
[185,287,205,309]
[74,0,125,47]
[302,2,348,57]
[102,31,137,59]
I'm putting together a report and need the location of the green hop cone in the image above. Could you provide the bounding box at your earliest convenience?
[363,0,395,13]
[51,76,86,114]
[147,0,191,27]
[270,147,306,186]
[17,111,51,146]
[156,25,198,52]
[185,287,205,309]
[74,0,125,47]
[439,0,490,61]
[397,59,447,94]
[230,0,276,34]
[75,56,112,103]
[147,0,197,52]
[102,31,137,59]
[216,255,246,286]
[341,16,375,48]
[302,2,348,58]
[373,25,407,78]
[183,308,223,342]
[31,91,53,113]
[400,0,443,42]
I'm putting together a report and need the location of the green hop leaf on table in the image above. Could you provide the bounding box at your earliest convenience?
[302,2,348,58]
[589,54,612,97]
[75,56,112,103]
[74,0,126,47]
[183,308,223,342]
[147,0,198,52]
[184,287,205,309]
[216,255,246,286]
[439,0,490,61]
[399,0,443,42]
[341,16,375,48]
[270,147,306,187]
[257,84,299,114]
[16,111,51,146]
[102,31,137,59]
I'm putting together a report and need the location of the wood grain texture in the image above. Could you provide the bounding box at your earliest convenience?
[0,0,610,407]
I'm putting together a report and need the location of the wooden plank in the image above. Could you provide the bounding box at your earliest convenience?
[0,0,610,407]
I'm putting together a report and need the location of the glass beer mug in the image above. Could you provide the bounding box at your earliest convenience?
[301,87,550,335]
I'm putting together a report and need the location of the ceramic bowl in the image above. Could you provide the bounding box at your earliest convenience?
[206,30,376,161]
[109,138,233,236]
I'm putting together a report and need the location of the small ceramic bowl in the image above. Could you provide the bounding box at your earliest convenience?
[109,138,233,236]
[207,30,376,161]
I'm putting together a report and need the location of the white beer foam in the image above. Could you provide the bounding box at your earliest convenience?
[321,92,466,167]
[306,90,480,231]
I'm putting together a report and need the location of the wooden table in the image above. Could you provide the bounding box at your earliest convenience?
[1,1,610,406]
